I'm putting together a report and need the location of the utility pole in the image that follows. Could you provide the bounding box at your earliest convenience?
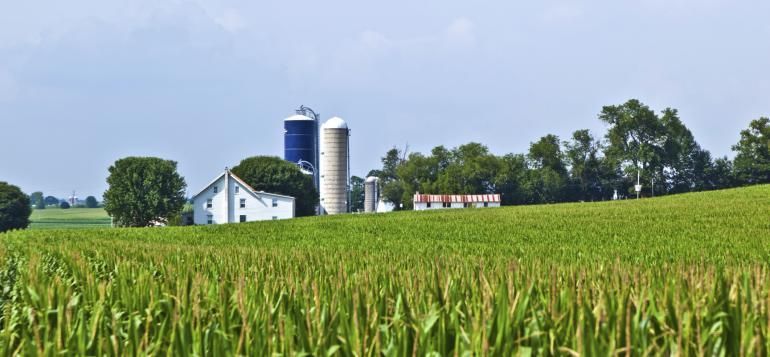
[651,177,654,197]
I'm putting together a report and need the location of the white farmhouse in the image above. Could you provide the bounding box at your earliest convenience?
[413,193,501,211]
[191,168,295,225]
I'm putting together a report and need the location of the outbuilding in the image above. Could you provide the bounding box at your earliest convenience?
[413,193,501,211]
[191,168,295,225]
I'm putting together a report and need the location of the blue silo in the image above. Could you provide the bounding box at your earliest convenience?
[284,107,319,190]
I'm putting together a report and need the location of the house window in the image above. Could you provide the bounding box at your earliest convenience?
[272,198,278,207]
[427,202,432,208]
[235,186,240,194]
[206,199,212,208]
[207,214,213,224]
[213,186,218,193]
[272,216,278,220]
[239,215,247,222]
[240,198,246,208]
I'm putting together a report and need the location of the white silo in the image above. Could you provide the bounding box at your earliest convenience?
[364,176,379,213]
[319,117,350,215]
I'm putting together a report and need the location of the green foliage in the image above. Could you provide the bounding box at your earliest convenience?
[103,157,187,227]
[349,176,365,212]
[0,182,31,233]
[29,192,45,210]
[367,100,763,206]
[59,202,70,209]
[43,196,59,206]
[0,186,769,354]
[85,196,99,208]
[231,156,318,217]
[599,99,666,177]
[732,117,770,184]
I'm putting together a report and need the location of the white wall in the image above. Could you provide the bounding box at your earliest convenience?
[193,173,295,225]
[414,201,500,211]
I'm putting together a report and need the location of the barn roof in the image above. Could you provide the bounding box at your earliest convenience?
[413,193,501,203]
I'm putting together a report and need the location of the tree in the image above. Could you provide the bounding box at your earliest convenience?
[60,201,71,209]
[599,99,667,194]
[732,117,770,185]
[707,157,736,190]
[30,191,45,209]
[103,157,187,227]
[0,182,31,233]
[85,196,99,208]
[565,130,604,201]
[659,109,713,193]
[44,196,59,206]
[494,154,529,205]
[379,148,405,210]
[527,135,568,203]
[231,156,318,217]
[349,176,365,212]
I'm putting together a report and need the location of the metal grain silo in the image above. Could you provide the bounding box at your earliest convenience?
[284,110,319,189]
[319,117,350,215]
[364,176,379,213]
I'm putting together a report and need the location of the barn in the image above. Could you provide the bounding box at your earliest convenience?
[191,168,295,225]
[413,193,501,211]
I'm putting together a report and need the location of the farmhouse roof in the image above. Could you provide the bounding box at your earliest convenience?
[413,193,501,203]
[191,168,295,201]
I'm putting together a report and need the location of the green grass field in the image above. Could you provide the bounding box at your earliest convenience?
[1,185,769,355]
[29,207,111,229]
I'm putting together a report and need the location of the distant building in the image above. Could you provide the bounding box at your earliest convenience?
[413,193,501,211]
[191,168,295,225]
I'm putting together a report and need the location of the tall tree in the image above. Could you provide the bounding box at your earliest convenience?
[565,130,604,201]
[494,154,528,205]
[527,135,568,203]
[231,156,319,217]
[599,99,666,194]
[732,117,770,185]
[30,191,45,209]
[379,148,405,210]
[0,182,31,232]
[660,108,713,193]
[103,157,187,227]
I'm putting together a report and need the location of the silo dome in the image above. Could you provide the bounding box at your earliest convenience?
[322,116,348,129]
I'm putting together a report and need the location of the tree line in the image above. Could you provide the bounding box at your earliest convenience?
[355,99,769,210]
[27,192,100,209]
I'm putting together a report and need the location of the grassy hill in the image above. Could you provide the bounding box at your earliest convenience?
[1,185,769,355]
[29,207,111,229]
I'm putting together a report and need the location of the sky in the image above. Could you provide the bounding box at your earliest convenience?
[1,0,769,199]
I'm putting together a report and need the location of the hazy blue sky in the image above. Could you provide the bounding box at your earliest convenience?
[2,0,768,199]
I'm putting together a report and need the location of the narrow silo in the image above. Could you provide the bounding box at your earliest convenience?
[319,117,350,215]
[364,176,379,213]
[284,113,318,187]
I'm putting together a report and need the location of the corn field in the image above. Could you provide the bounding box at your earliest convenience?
[1,185,769,355]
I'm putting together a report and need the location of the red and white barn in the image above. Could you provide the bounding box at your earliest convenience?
[413,193,501,211]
